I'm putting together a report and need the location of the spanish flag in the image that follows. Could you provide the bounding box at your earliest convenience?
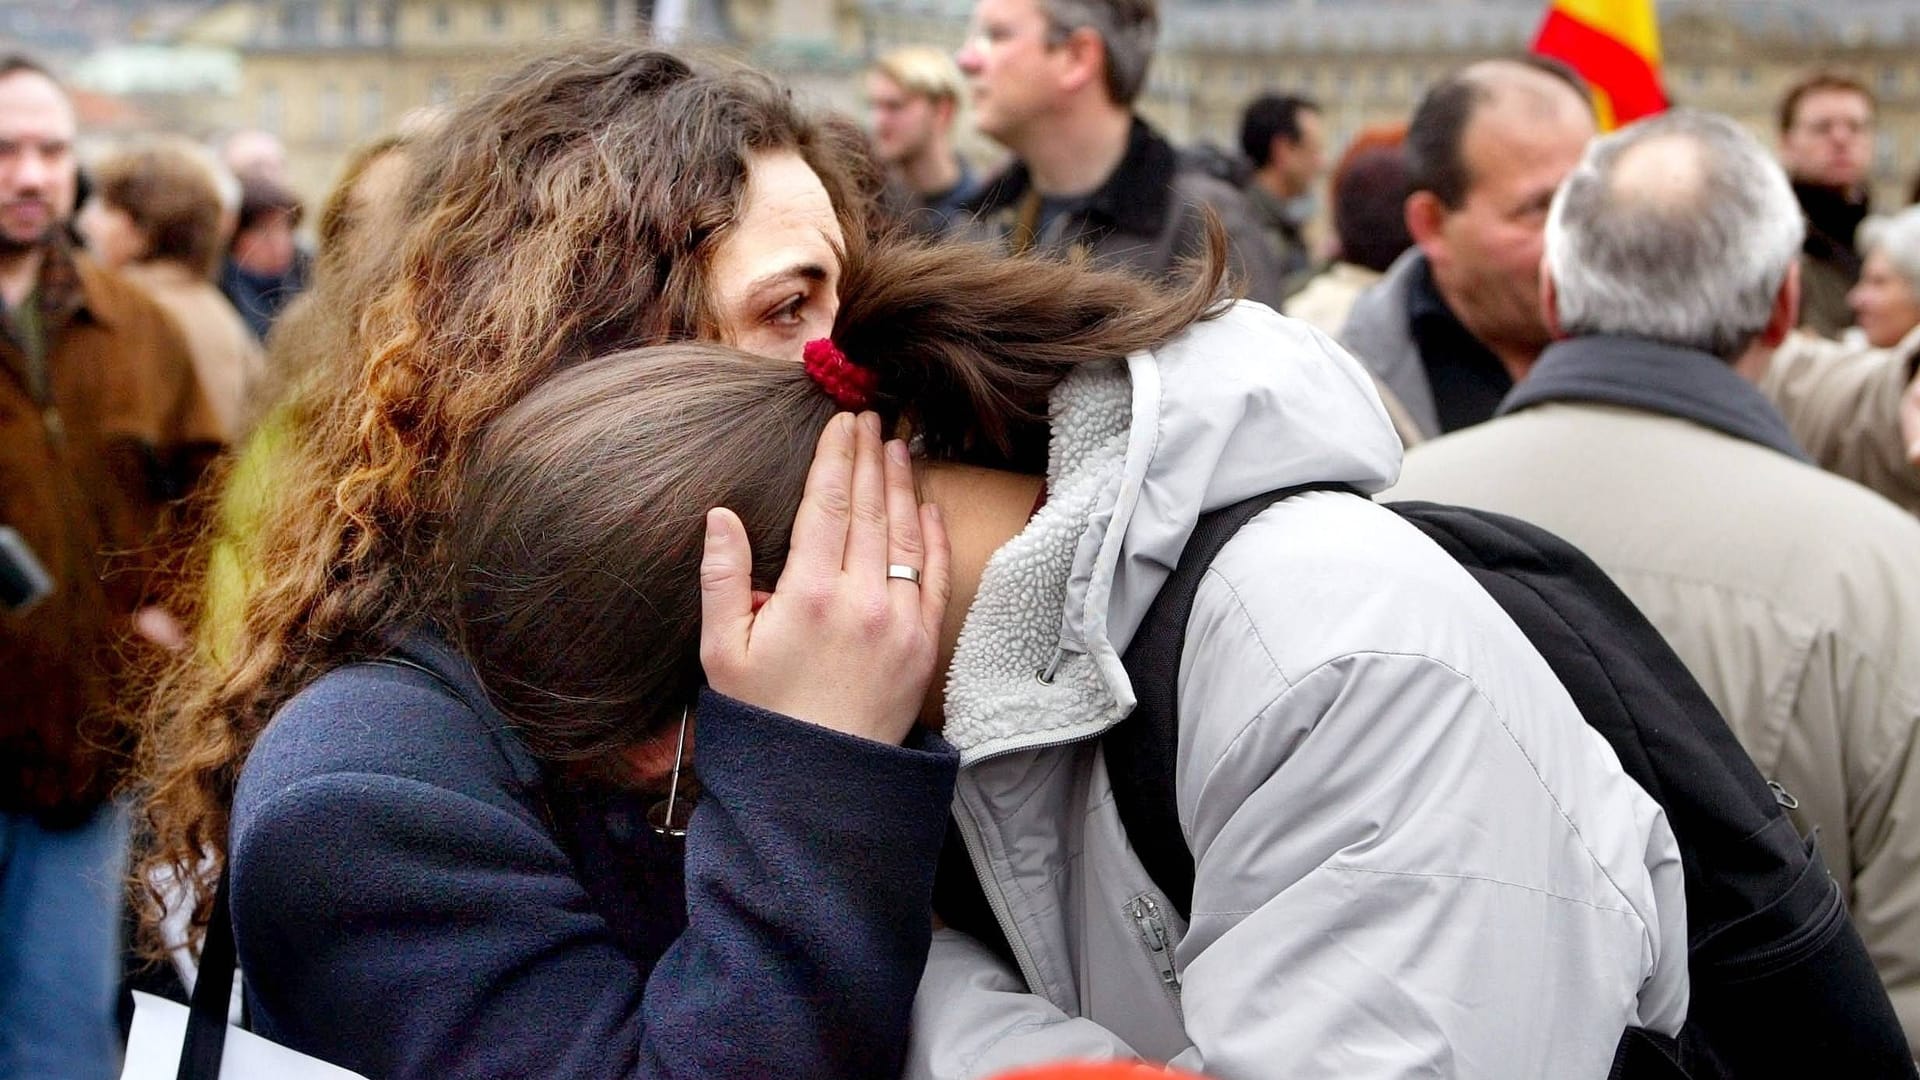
[1532,0,1669,130]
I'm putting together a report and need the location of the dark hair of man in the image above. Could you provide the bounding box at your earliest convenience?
[1239,93,1321,169]
[234,174,302,236]
[1777,71,1876,134]
[0,53,60,86]
[1406,56,1590,209]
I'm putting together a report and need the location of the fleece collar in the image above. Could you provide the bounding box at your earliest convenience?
[940,302,1404,762]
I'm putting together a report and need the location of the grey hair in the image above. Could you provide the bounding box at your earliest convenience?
[1545,108,1804,361]
[1041,0,1157,105]
[1861,205,1920,290]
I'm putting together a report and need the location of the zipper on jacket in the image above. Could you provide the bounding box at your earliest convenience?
[953,790,1049,997]
[1126,894,1182,1004]
[1768,780,1800,810]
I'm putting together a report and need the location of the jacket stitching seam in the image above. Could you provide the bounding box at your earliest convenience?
[1196,566,1298,694]
[1188,625,1649,929]
[1192,865,1641,919]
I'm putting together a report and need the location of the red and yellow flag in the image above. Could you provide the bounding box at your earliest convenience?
[1532,0,1669,130]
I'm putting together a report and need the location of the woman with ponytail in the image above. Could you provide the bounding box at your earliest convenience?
[448,231,1692,1079]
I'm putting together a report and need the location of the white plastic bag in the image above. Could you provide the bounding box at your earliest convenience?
[121,990,369,1080]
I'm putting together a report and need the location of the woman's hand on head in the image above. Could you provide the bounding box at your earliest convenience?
[699,412,951,745]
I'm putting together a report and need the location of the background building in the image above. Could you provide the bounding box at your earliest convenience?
[7,0,1917,211]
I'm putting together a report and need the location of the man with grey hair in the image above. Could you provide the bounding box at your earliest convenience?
[950,0,1283,303]
[1391,108,1920,1054]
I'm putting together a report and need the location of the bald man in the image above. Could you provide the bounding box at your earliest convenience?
[1340,58,1596,437]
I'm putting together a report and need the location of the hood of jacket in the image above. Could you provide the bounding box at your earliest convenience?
[941,301,1402,763]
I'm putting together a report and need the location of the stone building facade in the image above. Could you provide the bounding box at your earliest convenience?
[182,0,1920,210]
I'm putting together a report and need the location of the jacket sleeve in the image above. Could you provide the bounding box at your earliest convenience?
[1164,651,1685,1078]
[1763,330,1920,518]
[230,688,958,1080]
[907,636,1684,1078]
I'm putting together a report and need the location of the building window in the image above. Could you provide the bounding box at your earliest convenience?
[1880,67,1900,96]
[429,75,454,105]
[279,1,317,39]
[487,2,506,32]
[431,3,451,31]
[319,82,342,141]
[340,1,360,40]
[544,2,563,30]
[1372,67,1391,95]
[258,82,283,135]
[361,83,384,135]
[1736,66,1755,88]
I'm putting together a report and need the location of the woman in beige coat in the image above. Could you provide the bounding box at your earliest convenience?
[78,140,263,439]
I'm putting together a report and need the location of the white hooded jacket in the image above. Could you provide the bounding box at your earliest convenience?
[909,302,1689,1079]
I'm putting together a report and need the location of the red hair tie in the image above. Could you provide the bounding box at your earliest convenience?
[804,338,878,412]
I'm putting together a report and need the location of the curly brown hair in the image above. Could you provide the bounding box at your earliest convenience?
[133,43,882,951]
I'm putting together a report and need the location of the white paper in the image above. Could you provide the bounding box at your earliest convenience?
[121,990,370,1080]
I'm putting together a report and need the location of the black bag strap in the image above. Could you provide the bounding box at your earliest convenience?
[177,868,235,1080]
[1108,482,1358,920]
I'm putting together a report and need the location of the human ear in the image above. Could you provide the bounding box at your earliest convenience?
[1761,260,1802,349]
[1541,268,1566,340]
[1406,191,1449,262]
[1058,26,1105,96]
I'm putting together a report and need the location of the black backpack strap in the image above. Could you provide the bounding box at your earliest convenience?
[1108,482,1358,921]
[176,868,236,1080]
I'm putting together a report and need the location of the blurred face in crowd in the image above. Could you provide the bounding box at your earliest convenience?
[231,207,298,276]
[1419,80,1594,359]
[866,72,949,169]
[706,149,844,363]
[224,129,289,185]
[77,197,147,269]
[958,0,1066,147]
[0,69,77,256]
[1274,108,1327,198]
[1780,89,1874,192]
[1848,250,1920,349]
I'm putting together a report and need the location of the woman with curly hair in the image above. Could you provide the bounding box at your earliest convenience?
[135,46,955,1079]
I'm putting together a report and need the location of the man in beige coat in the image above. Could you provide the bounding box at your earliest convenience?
[1390,109,1920,1054]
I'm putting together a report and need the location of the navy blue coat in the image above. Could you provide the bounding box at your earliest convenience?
[228,633,959,1079]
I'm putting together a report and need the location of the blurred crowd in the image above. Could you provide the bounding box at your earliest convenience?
[4,0,1920,1076]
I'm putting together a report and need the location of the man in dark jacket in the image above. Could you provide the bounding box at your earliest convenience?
[1238,92,1325,291]
[0,54,220,1080]
[950,0,1284,306]
[1777,71,1877,338]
